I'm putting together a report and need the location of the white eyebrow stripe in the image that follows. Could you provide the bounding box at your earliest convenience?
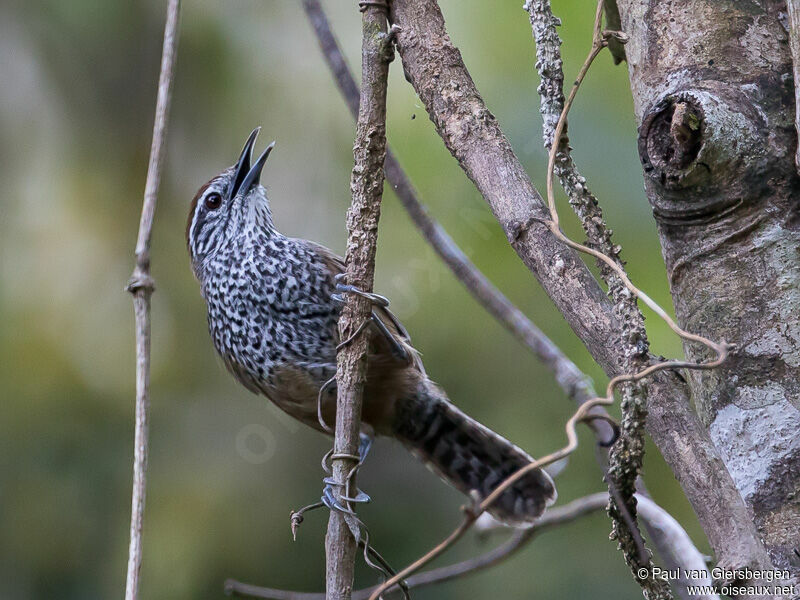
[188,199,202,251]
[189,179,226,254]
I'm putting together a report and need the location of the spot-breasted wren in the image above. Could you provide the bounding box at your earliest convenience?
[186,129,556,525]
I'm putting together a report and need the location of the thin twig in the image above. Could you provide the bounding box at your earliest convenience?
[226,492,716,600]
[525,0,659,587]
[123,1,180,599]
[301,0,615,442]
[325,3,391,599]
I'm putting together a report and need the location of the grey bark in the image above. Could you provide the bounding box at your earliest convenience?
[326,5,390,600]
[389,0,772,584]
[616,0,800,583]
[787,0,800,171]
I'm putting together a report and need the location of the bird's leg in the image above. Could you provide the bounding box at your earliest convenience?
[357,430,373,462]
[332,273,412,364]
[332,281,390,308]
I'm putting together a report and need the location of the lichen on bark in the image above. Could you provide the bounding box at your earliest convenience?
[617,0,800,584]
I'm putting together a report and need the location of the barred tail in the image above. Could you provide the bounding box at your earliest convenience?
[391,378,557,526]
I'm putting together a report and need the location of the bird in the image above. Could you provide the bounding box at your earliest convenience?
[186,128,556,525]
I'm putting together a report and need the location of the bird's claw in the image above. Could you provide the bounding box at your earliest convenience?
[333,282,390,308]
[322,477,355,514]
[331,280,412,364]
[342,489,371,504]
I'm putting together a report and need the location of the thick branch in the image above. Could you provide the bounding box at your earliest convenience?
[389,0,620,374]
[388,0,772,582]
[123,1,180,599]
[326,4,390,600]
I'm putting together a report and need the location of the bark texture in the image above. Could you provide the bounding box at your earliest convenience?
[326,5,390,600]
[787,0,800,171]
[390,0,772,581]
[616,0,800,579]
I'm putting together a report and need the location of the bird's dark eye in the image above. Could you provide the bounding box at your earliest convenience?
[204,192,222,210]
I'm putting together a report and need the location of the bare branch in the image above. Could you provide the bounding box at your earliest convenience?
[301,0,611,441]
[123,1,180,598]
[325,3,391,599]
[225,493,717,600]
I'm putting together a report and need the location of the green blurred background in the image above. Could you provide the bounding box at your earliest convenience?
[0,0,702,598]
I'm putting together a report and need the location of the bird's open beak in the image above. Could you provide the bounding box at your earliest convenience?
[229,127,261,201]
[238,140,276,197]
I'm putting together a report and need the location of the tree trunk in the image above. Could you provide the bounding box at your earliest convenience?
[615,0,800,577]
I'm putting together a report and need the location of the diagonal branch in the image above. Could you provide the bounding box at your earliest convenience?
[301,0,611,441]
[388,0,622,375]
[123,1,180,599]
[325,3,391,599]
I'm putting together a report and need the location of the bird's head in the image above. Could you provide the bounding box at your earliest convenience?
[186,127,275,271]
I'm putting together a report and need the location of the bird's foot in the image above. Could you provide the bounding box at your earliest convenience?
[332,274,412,364]
[332,273,390,307]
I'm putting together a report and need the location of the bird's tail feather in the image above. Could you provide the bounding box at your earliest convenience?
[391,378,557,526]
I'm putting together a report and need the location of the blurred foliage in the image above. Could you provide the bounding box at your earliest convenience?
[0,0,701,598]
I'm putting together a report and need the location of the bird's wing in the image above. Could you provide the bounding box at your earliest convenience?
[305,240,425,375]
